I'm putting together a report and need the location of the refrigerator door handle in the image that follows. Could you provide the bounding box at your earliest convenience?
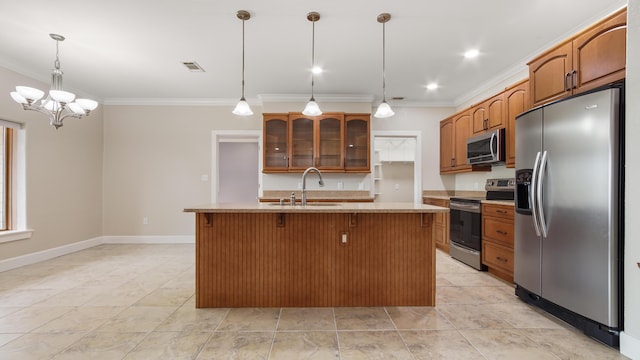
[537,150,549,238]
[530,151,542,236]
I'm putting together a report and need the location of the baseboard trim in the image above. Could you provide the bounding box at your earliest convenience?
[621,331,640,359]
[102,235,195,244]
[0,236,103,272]
[0,235,194,272]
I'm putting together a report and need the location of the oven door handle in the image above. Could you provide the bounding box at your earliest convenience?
[449,202,481,212]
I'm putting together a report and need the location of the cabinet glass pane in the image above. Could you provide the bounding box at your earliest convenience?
[318,117,342,167]
[291,117,314,168]
[345,119,368,168]
[265,119,288,168]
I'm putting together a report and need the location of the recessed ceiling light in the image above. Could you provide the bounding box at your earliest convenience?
[426,83,438,90]
[312,66,323,74]
[464,49,479,59]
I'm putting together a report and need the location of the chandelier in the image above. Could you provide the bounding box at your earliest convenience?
[9,34,98,129]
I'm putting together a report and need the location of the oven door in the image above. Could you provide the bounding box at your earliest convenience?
[449,203,482,251]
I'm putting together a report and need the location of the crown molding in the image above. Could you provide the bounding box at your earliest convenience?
[258,93,375,103]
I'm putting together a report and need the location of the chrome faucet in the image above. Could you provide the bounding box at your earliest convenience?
[301,167,325,206]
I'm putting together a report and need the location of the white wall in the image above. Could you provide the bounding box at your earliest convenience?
[0,67,103,261]
[102,104,262,236]
[622,1,640,357]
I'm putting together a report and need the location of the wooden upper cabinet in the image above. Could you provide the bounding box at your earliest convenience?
[505,80,530,168]
[344,114,370,172]
[573,9,626,93]
[264,112,365,173]
[316,115,344,170]
[472,93,505,135]
[529,7,626,107]
[529,41,573,107]
[439,117,454,172]
[289,114,315,170]
[453,110,471,168]
[263,114,289,172]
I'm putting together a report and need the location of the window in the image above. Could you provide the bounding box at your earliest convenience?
[0,126,11,230]
[0,119,30,243]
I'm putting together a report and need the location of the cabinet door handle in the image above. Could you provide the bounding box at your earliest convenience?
[484,119,488,130]
[565,73,571,92]
[571,70,577,89]
[496,230,508,236]
[496,256,508,263]
[451,158,455,167]
[496,209,508,214]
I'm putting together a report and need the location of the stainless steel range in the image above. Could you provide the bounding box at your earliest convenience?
[449,178,514,270]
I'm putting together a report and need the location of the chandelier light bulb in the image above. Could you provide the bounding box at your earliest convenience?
[374,13,394,119]
[232,10,253,117]
[374,101,395,118]
[304,12,322,116]
[232,99,253,116]
[302,99,322,116]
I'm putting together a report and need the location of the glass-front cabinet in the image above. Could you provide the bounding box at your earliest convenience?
[263,114,289,172]
[263,112,369,173]
[344,114,370,172]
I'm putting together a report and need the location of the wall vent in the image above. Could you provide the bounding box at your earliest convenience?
[182,61,205,72]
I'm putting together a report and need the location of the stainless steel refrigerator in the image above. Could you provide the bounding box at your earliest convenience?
[514,84,623,347]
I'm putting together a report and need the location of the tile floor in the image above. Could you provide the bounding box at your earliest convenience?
[0,244,628,359]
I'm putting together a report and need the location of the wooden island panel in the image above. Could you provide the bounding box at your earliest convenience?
[195,212,435,308]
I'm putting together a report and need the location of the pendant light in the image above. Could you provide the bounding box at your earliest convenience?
[302,12,322,116]
[374,13,395,118]
[232,10,253,116]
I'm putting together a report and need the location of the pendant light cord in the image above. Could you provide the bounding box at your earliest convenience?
[241,16,246,100]
[310,18,316,100]
[381,19,386,102]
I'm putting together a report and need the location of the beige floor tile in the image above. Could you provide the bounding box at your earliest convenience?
[338,331,413,359]
[438,272,508,287]
[216,308,280,332]
[519,328,630,359]
[95,305,178,332]
[122,330,211,360]
[0,306,21,318]
[196,331,273,359]
[334,307,395,330]
[0,332,87,360]
[436,286,483,305]
[0,288,64,307]
[134,287,194,307]
[386,306,454,330]
[0,333,23,347]
[33,306,125,333]
[270,331,339,359]
[460,328,562,360]
[473,285,520,304]
[436,304,513,329]
[84,284,152,307]
[0,306,73,333]
[400,329,485,359]
[486,302,566,329]
[277,308,336,331]
[30,286,107,307]
[155,305,229,332]
[53,331,148,360]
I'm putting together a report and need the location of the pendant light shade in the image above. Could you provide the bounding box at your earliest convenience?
[232,10,253,116]
[374,13,394,119]
[302,12,322,116]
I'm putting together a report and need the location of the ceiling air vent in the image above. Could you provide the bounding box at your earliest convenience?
[182,61,205,72]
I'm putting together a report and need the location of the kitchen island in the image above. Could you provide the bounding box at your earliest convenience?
[184,202,448,308]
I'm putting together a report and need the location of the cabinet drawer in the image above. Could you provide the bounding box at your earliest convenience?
[482,203,513,219]
[482,217,514,247]
[482,241,514,275]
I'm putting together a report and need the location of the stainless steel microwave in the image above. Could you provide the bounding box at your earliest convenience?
[466,128,505,164]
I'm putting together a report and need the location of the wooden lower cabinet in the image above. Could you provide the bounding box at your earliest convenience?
[195,212,435,307]
[481,203,514,282]
[423,197,450,252]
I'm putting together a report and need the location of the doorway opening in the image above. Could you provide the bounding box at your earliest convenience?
[211,130,262,203]
[371,131,422,204]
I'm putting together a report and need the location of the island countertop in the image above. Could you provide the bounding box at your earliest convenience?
[184,202,449,213]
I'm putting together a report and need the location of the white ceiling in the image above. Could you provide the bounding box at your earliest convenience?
[0,0,627,107]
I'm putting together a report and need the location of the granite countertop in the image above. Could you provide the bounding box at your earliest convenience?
[260,190,374,202]
[422,191,515,207]
[184,202,449,213]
